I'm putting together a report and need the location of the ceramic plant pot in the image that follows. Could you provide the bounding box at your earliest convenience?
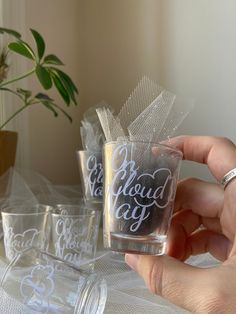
[0,130,18,176]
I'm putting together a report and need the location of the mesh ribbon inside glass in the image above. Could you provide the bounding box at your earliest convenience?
[80,102,108,152]
[97,76,194,143]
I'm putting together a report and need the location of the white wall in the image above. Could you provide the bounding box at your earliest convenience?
[77,0,161,110]
[159,0,236,181]
[25,0,81,184]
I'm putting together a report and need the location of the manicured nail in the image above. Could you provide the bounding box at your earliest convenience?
[125,254,139,271]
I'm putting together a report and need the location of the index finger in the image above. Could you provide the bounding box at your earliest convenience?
[168,135,236,181]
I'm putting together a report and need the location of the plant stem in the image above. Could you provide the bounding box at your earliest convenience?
[0,68,35,87]
[0,103,30,130]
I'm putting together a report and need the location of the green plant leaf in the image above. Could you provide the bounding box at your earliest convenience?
[0,27,21,39]
[51,69,77,104]
[49,67,78,105]
[16,88,32,99]
[40,100,58,117]
[8,41,35,60]
[50,102,72,122]
[35,96,72,122]
[30,29,45,60]
[36,65,52,90]
[35,93,53,101]
[52,74,70,105]
[44,54,64,65]
[57,69,78,93]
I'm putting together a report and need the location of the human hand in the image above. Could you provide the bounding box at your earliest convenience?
[125,136,236,313]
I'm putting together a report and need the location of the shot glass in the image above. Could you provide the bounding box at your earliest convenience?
[0,247,107,314]
[51,204,101,270]
[103,140,182,255]
[2,204,52,261]
[77,150,103,201]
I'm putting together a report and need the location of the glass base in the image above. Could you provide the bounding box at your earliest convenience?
[76,274,107,314]
[107,232,167,255]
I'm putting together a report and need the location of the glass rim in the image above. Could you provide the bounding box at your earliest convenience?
[1,204,52,216]
[76,149,102,155]
[51,211,98,218]
[53,205,98,217]
[55,204,86,210]
[104,139,183,156]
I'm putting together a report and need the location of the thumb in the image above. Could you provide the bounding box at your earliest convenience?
[125,254,216,312]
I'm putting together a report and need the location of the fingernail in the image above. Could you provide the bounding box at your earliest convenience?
[125,254,139,271]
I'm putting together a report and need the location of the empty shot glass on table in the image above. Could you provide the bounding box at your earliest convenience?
[1,204,52,261]
[77,150,103,202]
[103,140,182,255]
[0,247,107,314]
[51,204,101,270]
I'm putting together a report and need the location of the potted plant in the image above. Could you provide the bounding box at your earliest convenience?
[0,27,78,175]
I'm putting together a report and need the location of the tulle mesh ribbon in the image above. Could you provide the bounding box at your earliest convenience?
[96,76,194,143]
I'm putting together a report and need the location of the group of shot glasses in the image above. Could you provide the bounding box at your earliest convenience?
[0,151,105,313]
[0,79,185,313]
[0,201,106,313]
[0,140,182,314]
